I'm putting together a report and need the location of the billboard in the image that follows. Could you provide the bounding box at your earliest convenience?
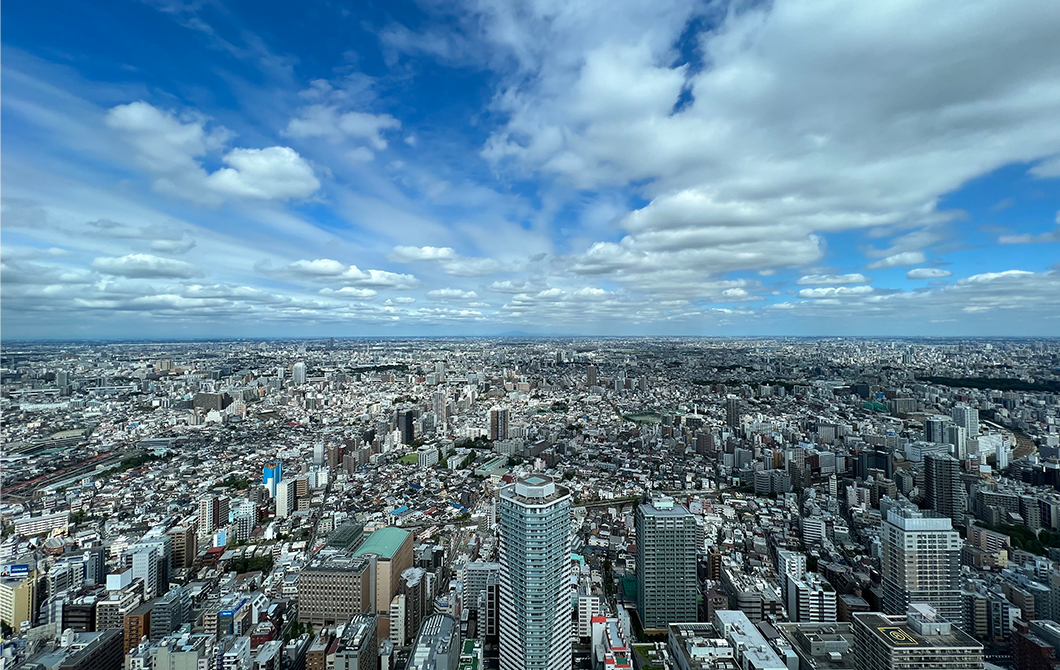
[1,564,30,577]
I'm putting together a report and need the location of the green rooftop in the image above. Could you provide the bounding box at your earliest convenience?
[353,527,411,560]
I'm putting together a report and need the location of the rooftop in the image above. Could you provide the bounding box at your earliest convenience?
[353,527,411,560]
[853,613,982,650]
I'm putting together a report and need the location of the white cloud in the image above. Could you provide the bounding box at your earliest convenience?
[286,105,400,151]
[205,147,319,200]
[319,287,378,299]
[427,288,479,301]
[106,101,319,204]
[867,251,926,269]
[389,245,504,276]
[798,285,874,299]
[270,258,419,289]
[471,0,1060,291]
[90,253,202,279]
[907,268,952,279]
[796,273,872,286]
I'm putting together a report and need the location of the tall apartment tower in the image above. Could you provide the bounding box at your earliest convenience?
[498,474,572,670]
[952,404,980,437]
[636,497,698,630]
[197,495,229,535]
[292,362,307,386]
[167,526,196,570]
[925,453,966,524]
[490,408,509,442]
[276,479,297,519]
[726,397,740,430]
[881,507,963,627]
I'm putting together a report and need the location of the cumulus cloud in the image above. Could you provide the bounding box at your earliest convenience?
[106,102,319,204]
[205,147,320,200]
[796,273,871,286]
[907,268,953,279]
[319,287,378,299]
[267,258,419,289]
[389,245,504,276]
[465,0,1060,294]
[797,285,874,299]
[90,253,202,279]
[427,288,479,301]
[867,251,926,269]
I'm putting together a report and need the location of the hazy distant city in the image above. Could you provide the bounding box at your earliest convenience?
[2,336,1059,670]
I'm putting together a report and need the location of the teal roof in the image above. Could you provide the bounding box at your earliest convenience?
[353,527,411,560]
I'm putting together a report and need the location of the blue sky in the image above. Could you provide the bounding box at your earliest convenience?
[2,0,1059,339]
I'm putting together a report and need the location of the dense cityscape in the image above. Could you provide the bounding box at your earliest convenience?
[1,337,1059,670]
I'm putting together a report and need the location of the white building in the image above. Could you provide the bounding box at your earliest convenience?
[499,474,573,670]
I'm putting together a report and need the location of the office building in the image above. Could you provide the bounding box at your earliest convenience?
[292,362,307,386]
[636,497,698,630]
[925,453,967,524]
[853,605,983,670]
[952,404,980,438]
[726,397,740,430]
[587,365,598,388]
[499,474,573,670]
[353,526,414,640]
[297,555,372,627]
[398,409,419,445]
[881,507,963,626]
[785,572,838,623]
[22,629,124,670]
[408,614,459,670]
[0,573,37,630]
[334,614,378,670]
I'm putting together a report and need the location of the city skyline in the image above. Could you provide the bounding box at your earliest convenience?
[2,1,1060,339]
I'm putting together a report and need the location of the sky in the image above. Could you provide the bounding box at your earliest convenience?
[2,0,1060,339]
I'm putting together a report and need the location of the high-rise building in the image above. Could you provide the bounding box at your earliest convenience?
[925,416,953,444]
[853,605,983,670]
[635,497,698,630]
[432,391,448,431]
[586,365,598,388]
[881,507,963,626]
[167,526,196,570]
[263,462,282,498]
[952,404,980,438]
[197,495,229,535]
[292,362,307,386]
[398,409,419,446]
[276,479,297,519]
[499,474,572,670]
[925,453,966,524]
[946,424,969,459]
[726,397,740,430]
[491,408,509,442]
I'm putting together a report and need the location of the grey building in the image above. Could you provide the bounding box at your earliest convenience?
[636,497,698,630]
